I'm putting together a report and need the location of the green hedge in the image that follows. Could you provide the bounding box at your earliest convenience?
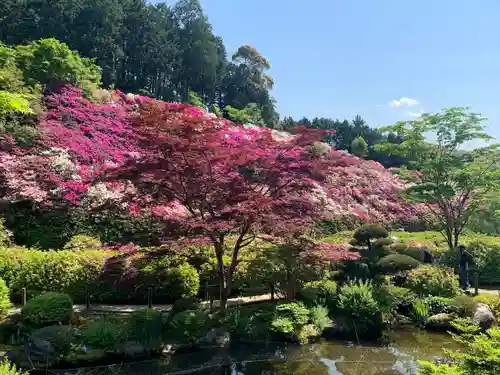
[0,247,199,304]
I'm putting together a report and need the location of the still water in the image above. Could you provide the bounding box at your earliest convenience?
[55,330,460,375]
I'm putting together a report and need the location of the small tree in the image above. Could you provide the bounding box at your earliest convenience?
[102,103,358,309]
[376,107,500,250]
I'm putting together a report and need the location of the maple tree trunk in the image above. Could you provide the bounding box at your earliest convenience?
[214,241,228,311]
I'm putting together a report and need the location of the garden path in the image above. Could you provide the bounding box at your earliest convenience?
[10,293,273,314]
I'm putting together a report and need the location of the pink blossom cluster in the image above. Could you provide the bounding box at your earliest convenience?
[0,85,425,229]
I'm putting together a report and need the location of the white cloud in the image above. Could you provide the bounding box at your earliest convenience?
[389,97,419,107]
[323,109,333,114]
[407,110,424,118]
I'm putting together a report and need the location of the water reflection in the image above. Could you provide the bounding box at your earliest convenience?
[52,330,460,375]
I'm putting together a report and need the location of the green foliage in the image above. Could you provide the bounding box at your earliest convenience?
[375,284,416,311]
[376,254,421,274]
[186,91,204,108]
[0,278,11,319]
[417,361,464,375]
[351,136,367,157]
[423,296,454,315]
[274,302,310,326]
[474,294,500,318]
[169,310,210,347]
[412,299,430,325]
[309,306,332,331]
[81,318,125,350]
[405,265,460,297]
[448,321,500,375]
[15,38,101,93]
[0,247,107,302]
[169,297,202,319]
[404,246,427,262]
[128,309,164,350]
[21,292,73,328]
[224,307,254,338]
[225,103,265,125]
[0,360,27,375]
[451,295,477,317]
[296,324,320,345]
[31,325,73,356]
[63,234,102,250]
[353,224,388,245]
[338,279,382,333]
[0,91,33,116]
[0,247,199,304]
[299,279,337,308]
[376,107,500,250]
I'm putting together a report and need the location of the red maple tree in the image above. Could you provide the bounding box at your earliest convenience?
[102,102,359,308]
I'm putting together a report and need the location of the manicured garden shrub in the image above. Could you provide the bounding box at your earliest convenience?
[0,278,11,319]
[81,318,126,350]
[404,247,427,262]
[169,310,210,347]
[31,325,73,356]
[338,280,383,334]
[0,247,106,302]
[0,247,200,304]
[376,254,421,274]
[404,265,460,298]
[21,292,73,328]
[128,309,164,350]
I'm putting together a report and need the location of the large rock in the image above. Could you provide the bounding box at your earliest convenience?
[426,313,453,331]
[472,303,495,331]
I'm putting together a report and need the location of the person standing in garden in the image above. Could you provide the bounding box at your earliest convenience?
[458,244,472,290]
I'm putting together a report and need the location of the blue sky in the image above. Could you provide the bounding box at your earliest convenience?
[164,0,499,142]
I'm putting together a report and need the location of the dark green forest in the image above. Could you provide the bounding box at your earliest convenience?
[1,0,405,166]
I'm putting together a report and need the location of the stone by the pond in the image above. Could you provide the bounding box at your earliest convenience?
[426,313,453,331]
[118,341,147,357]
[203,328,231,348]
[472,303,495,331]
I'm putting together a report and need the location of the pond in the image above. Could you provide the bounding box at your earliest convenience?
[49,329,460,375]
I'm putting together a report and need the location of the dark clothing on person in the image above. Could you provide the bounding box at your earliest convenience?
[458,246,472,290]
[422,249,433,264]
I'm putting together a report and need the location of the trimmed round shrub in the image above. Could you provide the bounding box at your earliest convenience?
[21,292,73,328]
[31,325,73,356]
[390,242,408,254]
[404,265,460,298]
[377,254,421,274]
[353,224,388,245]
[451,295,477,317]
[0,278,11,319]
[404,247,426,262]
[82,319,126,350]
